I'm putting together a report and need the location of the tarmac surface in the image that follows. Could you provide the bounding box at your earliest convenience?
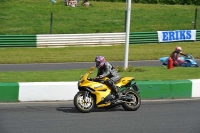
[0,60,199,71]
[0,99,200,133]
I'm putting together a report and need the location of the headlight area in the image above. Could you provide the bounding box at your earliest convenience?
[78,80,84,86]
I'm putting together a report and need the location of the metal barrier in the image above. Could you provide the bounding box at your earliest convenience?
[129,30,200,44]
[36,33,125,47]
[196,30,200,40]
[0,31,199,47]
[0,35,36,47]
[129,32,158,44]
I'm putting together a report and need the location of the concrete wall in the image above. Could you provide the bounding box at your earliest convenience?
[0,79,199,102]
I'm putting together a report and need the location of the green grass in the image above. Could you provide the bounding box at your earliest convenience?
[0,67,199,82]
[0,42,199,64]
[0,0,200,34]
[0,42,199,82]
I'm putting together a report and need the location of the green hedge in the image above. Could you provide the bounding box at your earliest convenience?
[95,0,200,5]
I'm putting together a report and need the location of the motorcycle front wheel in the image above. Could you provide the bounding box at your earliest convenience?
[74,92,95,113]
[122,89,141,111]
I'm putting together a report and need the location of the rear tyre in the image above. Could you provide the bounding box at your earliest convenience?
[74,92,95,113]
[195,64,198,68]
[122,89,141,111]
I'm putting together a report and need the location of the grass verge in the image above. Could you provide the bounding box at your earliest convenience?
[0,66,199,82]
[0,0,199,34]
[0,42,199,64]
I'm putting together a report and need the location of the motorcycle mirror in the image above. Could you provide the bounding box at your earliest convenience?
[80,75,83,78]
[89,67,94,71]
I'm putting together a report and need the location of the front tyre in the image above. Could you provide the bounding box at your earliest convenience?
[74,92,95,113]
[122,89,141,111]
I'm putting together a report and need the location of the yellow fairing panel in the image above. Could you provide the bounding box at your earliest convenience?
[116,77,134,86]
[97,102,111,108]
[90,83,107,91]
[92,88,111,104]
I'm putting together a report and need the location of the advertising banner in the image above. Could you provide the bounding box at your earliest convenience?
[157,30,196,43]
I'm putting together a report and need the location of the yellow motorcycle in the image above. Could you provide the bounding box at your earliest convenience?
[74,67,141,113]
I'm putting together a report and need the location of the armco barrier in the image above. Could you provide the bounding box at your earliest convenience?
[1,30,200,47]
[0,80,199,102]
[0,35,37,47]
[36,33,125,47]
[129,30,200,44]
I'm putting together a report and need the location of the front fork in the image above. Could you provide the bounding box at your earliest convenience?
[82,91,91,103]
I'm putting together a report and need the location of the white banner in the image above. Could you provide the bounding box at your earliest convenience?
[157,30,196,43]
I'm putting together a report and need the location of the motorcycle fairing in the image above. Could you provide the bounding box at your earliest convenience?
[78,73,136,105]
[116,77,134,87]
[79,80,112,104]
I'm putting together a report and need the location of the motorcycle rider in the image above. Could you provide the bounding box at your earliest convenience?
[94,56,121,99]
[170,46,187,66]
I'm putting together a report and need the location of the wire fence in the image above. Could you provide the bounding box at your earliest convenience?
[194,7,200,29]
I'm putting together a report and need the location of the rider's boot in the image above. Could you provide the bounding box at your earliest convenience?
[116,87,122,99]
[106,79,121,100]
[109,84,119,100]
[113,86,121,100]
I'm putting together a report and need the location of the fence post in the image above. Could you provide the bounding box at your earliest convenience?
[124,10,127,32]
[194,8,198,29]
[50,12,53,34]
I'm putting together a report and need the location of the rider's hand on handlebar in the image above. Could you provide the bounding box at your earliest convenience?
[185,54,189,58]
[98,75,103,79]
[87,78,94,81]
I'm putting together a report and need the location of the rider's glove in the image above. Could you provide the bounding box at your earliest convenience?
[98,75,103,79]
[87,78,93,81]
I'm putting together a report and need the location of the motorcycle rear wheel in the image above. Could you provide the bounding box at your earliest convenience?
[74,92,95,113]
[122,89,141,111]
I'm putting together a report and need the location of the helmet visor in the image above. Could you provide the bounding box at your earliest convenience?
[95,61,101,67]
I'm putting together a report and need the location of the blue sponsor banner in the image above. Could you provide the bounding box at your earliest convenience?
[157,30,196,43]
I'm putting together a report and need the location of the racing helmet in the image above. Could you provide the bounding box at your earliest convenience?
[95,56,106,68]
[175,46,182,53]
